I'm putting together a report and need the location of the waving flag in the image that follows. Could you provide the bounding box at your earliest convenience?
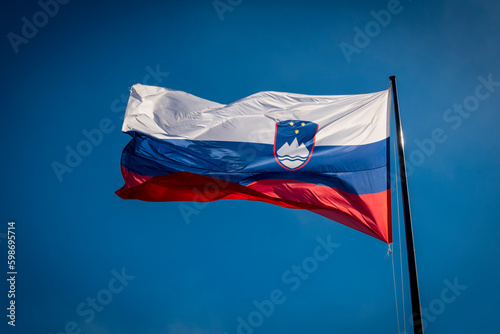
[116,84,392,243]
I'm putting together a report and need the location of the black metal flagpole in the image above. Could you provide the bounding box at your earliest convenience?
[389,76,424,334]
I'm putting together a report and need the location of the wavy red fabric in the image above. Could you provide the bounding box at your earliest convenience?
[116,169,391,243]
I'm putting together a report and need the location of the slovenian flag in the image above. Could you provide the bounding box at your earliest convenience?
[116,84,392,243]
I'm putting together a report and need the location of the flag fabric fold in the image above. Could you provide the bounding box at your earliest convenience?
[116,84,392,243]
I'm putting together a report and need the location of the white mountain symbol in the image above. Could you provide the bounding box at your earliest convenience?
[277,137,310,169]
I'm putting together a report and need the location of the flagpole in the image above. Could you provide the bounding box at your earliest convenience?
[389,76,424,334]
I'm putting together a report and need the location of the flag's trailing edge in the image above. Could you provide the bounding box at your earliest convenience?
[116,84,392,243]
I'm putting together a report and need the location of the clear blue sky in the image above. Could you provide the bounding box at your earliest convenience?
[1,0,499,333]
